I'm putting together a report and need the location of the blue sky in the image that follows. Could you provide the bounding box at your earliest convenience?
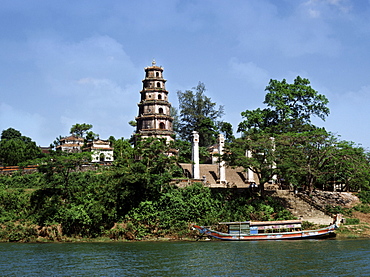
[1,0,370,149]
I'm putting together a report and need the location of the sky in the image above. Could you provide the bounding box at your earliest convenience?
[1,0,370,149]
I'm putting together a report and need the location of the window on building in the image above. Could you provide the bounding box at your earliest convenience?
[156,72,160,77]
[159,122,165,129]
[156,82,161,88]
[159,108,163,114]
[158,94,162,100]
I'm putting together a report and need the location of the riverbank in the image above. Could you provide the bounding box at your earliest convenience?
[2,216,370,243]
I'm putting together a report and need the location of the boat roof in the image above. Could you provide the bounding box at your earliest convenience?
[218,220,302,226]
[218,221,250,225]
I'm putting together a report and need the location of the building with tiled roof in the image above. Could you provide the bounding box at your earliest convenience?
[83,139,114,163]
[56,136,84,153]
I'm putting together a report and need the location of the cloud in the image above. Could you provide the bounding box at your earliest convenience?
[302,0,353,17]
[0,35,141,145]
[29,35,137,92]
[214,0,343,57]
[229,58,269,89]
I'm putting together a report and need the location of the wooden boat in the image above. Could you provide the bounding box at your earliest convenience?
[192,214,342,241]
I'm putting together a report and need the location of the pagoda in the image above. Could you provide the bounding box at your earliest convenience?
[135,60,174,143]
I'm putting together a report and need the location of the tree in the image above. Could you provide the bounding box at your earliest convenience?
[1,127,22,140]
[264,76,329,124]
[85,131,99,142]
[277,129,336,193]
[0,128,42,166]
[323,140,370,192]
[170,107,180,133]
[233,77,332,194]
[70,123,93,138]
[238,76,330,134]
[128,120,137,127]
[225,133,278,198]
[50,135,63,150]
[112,137,181,215]
[177,82,224,147]
[37,152,92,193]
[219,122,234,143]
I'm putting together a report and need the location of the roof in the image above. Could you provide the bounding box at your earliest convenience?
[56,144,82,148]
[61,135,84,141]
[218,220,302,226]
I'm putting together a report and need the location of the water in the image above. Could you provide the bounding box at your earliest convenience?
[1,239,369,276]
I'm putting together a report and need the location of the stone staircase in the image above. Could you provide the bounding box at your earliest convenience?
[271,190,333,225]
[178,163,248,188]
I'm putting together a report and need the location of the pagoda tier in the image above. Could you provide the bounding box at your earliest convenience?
[135,60,174,142]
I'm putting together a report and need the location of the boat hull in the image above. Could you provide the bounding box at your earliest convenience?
[193,224,337,241]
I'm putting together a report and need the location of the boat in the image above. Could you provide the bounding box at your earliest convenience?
[192,214,342,241]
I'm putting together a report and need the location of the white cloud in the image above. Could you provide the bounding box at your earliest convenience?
[303,0,352,17]
[229,58,269,89]
[217,0,343,57]
[0,35,142,145]
[29,35,137,94]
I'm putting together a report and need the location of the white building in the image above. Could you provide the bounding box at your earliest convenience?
[84,139,114,163]
[56,136,84,153]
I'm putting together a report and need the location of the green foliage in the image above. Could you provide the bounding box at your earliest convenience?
[177,82,224,147]
[302,221,315,230]
[30,170,117,237]
[70,123,93,138]
[322,141,370,192]
[0,222,38,242]
[0,135,296,240]
[0,188,30,223]
[170,139,210,164]
[0,172,44,189]
[235,77,337,194]
[238,76,329,134]
[128,120,137,127]
[264,76,329,124]
[224,133,278,197]
[353,203,370,214]
[357,191,370,204]
[0,128,42,166]
[85,131,99,142]
[325,205,352,217]
[344,218,360,225]
[124,184,295,238]
[277,129,336,192]
[219,122,234,143]
[1,128,22,140]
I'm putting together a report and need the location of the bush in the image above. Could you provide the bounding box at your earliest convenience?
[353,203,370,214]
[0,172,44,189]
[344,218,360,225]
[0,188,30,222]
[357,191,370,204]
[325,205,352,216]
[302,221,315,230]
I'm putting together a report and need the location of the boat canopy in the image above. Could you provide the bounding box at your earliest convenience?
[218,220,303,235]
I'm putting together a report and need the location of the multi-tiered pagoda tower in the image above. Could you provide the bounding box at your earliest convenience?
[135,60,174,142]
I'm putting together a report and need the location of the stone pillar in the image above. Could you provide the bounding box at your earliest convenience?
[218,134,226,183]
[192,131,200,179]
[270,137,277,183]
[245,150,255,182]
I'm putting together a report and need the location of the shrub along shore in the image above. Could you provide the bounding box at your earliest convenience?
[1,170,370,242]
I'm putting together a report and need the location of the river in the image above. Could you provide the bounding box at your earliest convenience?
[1,239,369,276]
